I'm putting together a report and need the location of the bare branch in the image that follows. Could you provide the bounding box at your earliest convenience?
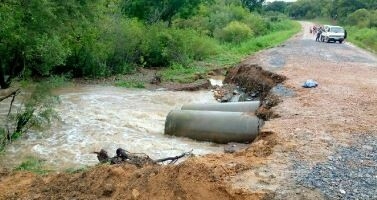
[94,148,193,167]
[0,88,20,102]
[154,150,193,164]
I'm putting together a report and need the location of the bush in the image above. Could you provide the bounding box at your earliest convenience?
[240,12,268,35]
[214,21,253,43]
[185,32,219,60]
[347,26,377,52]
[347,9,371,28]
[139,24,219,67]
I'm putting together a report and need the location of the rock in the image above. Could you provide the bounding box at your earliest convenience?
[302,79,318,88]
[132,189,140,199]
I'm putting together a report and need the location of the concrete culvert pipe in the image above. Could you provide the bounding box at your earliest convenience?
[164,110,263,144]
[181,101,260,113]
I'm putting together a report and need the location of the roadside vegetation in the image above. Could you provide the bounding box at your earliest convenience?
[0,77,64,151]
[0,0,300,89]
[280,0,377,53]
[0,0,299,163]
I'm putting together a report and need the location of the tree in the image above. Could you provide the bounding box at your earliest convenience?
[241,0,265,12]
[264,1,288,13]
[347,9,371,27]
[0,0,107,88]
[121,0,203,25]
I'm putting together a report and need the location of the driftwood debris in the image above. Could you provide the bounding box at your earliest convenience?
[93,148,193,168]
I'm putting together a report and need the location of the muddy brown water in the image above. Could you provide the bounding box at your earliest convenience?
[0,85,225,170]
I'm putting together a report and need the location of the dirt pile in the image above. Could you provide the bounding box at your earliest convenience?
[0,130,278,200]
[221,63,286,120]
[224,64,286,100]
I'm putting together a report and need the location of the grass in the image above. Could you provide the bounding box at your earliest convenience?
[160,20,301,83]
[161,64,207,83]
[346,26,377,53]
[15,157,51,174]
[115,80,145,88]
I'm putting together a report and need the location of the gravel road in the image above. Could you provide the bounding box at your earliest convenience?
[233,21,377,200]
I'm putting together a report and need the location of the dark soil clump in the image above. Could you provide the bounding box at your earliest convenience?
[223,63,286,120]
[224,64,286,100]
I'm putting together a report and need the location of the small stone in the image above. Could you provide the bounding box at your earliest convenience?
[339,189,346,194]
[362,145,373,151]
[132,189,140,199]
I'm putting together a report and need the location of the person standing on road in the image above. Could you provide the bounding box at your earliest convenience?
[344,29,347,43]
[316,27,323,42]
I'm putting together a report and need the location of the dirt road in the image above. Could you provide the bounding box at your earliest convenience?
[1,21,376,200]
[235,21,377,199]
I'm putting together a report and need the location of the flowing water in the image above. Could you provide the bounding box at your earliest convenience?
[0,85,225,170]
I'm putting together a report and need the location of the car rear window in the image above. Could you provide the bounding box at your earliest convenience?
[330,27,344,33]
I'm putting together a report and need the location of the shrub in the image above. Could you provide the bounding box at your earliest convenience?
[241,12,268,35]
[214,21,253,43]
[347,9,371,28]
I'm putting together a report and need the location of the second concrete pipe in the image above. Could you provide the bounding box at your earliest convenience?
[181,101,260,113]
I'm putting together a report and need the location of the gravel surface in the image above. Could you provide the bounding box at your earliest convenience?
[295,133,377,199]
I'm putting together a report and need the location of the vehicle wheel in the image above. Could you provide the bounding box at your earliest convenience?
[339,40,343,44]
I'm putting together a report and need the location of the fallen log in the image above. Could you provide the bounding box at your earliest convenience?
[93,148,193,167]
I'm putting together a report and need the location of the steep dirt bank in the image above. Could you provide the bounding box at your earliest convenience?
[1,21,377,199]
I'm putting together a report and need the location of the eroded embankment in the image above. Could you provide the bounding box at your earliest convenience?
[0,64,286,200]
[221,63,286,120]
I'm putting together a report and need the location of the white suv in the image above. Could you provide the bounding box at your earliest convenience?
[320,25,345,43]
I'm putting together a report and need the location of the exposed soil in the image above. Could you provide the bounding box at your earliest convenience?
[1,21,377,199]
[224,63,286,99]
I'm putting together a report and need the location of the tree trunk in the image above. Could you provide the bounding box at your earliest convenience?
[0,60,10,89]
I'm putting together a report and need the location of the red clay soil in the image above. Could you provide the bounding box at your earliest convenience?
[0,131,278,200]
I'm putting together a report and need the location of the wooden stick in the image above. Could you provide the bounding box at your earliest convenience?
[0,88,20,102]
[154,150,193,163]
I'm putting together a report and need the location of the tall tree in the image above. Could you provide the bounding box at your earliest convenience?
[264,1,289,13]
[122,0,203,25]
[241,0,265,12]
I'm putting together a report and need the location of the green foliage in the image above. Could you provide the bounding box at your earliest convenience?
[0,128,6,151]
[121,0,203,24]
[115,80,145,88]
[0,80,60,152]
[241,0,265,12]
[161,64,206,83]
[287,0,377,22]
[347,26,377,53]
[214,21,253,43]
[230,20,301,55]
[15,157,50,174]
[347,9,372,28]
[0,0,300,85]
[264,1,289,13]
[174,2,268,36]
